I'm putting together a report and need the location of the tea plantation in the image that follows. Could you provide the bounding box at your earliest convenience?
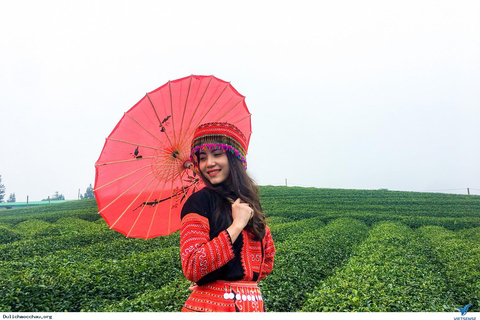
[0,186,479,312]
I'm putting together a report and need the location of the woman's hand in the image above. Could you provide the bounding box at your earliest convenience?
[231,198,252,228]
[226,198,253,243]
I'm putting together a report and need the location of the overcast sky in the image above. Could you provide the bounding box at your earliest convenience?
[1,0,479,201]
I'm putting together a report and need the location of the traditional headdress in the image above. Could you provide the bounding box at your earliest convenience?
[190,122,248,169]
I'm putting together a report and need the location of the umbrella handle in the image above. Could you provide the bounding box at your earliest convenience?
[184,161,193,169]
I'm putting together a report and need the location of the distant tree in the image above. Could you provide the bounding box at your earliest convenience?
[52,191,65,200]
[43,191,65,201]
[0,175,5,203]
[82,184,95,199]
[7,193,16,203]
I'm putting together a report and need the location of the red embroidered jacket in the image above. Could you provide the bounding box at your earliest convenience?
[180,189,275,285]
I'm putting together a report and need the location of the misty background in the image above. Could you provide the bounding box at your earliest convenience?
[1,0,479,201]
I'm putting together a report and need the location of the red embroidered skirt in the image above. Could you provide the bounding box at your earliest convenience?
[182,280,265,312]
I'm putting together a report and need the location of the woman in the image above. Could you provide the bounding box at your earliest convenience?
[180,122,275,312]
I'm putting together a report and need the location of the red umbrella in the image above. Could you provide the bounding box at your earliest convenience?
[94,75,251,238]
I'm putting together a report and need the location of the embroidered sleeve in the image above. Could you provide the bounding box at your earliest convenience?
[259,225,275,281]
[180,213,236,283]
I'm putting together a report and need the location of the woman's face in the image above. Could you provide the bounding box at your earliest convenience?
[198,148,230,185]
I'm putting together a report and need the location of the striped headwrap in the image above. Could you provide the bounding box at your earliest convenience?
[190,122,248,169]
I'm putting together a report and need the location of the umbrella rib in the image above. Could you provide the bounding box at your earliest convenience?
[193,82,231,129]
[146,92,163,126]
[178,75,193,141]
[230,113,252,126]
[160,168,199,236]
[124,113,163,144]
[176,77,193,160]
[145,178,169,238]
[168,81,178,146]
[155,159,182,182]
[177,167,191,207]
[113,174,160,236]
[94,157,173,191]
[146,153,184,184]
[146,163,177,238]
[146,93,175,147]
[94,157,166,191]
[99,170,155,217]
[95,156,158,167]
[127,176,166,238]
[166,177,176,235]
[213,97,246,124]
[184,75,213,136]
[106,138,162,151]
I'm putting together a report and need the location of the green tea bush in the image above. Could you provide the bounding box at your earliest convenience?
[259,186,480,225]
[96,277,191,312]
[14,219,52,238]
[266,216,295,226]
[457,226,480,241]
[47,232,180,263]
[302,222,454,312]
[0,226,22,244]
[269,216,325,243]
[260,218,369,312]
[0,229,125,261]
[401,216,480,231]
[0,247,183,312]
[418,226,480,311]
[0,200,100,225]
[31,217,106,238]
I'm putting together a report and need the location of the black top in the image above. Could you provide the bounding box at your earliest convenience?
[181,188,259,285]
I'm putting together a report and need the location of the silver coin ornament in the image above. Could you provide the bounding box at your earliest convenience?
[222,288,263,303]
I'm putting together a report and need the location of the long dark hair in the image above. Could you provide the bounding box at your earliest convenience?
[197,151,266,241]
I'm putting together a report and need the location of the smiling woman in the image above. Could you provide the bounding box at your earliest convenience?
[198,149,230,185]
[179,122,276,312]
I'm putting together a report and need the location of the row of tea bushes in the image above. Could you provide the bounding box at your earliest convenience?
[0,199,99,226]
[0,226,22,244]
[268,216,325,243]
[14,219,53,238]
[0,246,183,312]
[93,277,191,312]
[0,200,101,245]
[0,224,124,261]
[302,222,456,312]
[260,218,369,312]
[259,186,480,219]
[1,221,179,264]
[417,226,480,310]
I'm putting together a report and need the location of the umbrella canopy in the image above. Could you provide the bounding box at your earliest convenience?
[94,75,251,238]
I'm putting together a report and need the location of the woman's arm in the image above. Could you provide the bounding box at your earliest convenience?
[180,213,236,283]
[258,225,276,281]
